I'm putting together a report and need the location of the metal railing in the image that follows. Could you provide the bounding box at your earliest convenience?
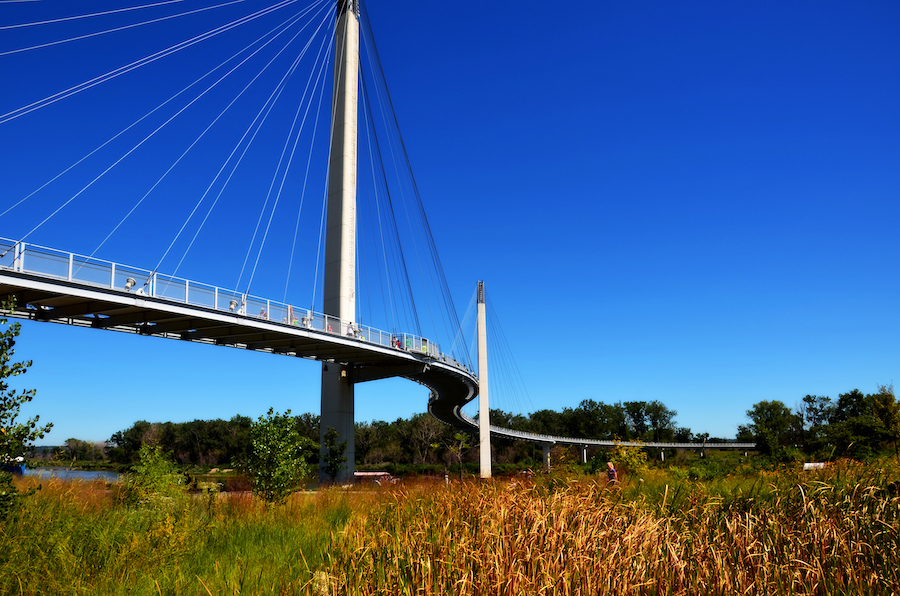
[0,237,469,372]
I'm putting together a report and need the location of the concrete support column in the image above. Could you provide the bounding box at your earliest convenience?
[541,443,552,472]
[660,449,665,462]
[320,364,354,482]
[476,281,491,479]
[320,0,359,484]
[580,445,588,464]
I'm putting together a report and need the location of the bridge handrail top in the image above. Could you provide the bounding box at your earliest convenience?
[0,237,474,376]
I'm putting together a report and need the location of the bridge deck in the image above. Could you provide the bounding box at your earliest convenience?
[1,238,754,451]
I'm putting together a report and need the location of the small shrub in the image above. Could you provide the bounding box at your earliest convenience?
[245,408,315,503]
[611,441,649,476]
[122,443,185,506]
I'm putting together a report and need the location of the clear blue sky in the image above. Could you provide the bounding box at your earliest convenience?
[1,0,898,444]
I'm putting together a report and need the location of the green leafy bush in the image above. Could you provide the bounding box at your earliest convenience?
[122,443,185,506]
[245,408,315,503]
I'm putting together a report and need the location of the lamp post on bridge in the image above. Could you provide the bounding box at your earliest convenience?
[320,0,359,484]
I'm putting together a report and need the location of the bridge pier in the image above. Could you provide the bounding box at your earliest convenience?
[541,443,553,472]
[320,0,359,484]
[580,445,588,464]
[320,363,354,483]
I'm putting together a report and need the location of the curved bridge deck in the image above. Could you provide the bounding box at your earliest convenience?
[1,238,754,452]
[0,238,479,414]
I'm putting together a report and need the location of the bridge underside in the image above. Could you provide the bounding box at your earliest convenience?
[0,270,479,419]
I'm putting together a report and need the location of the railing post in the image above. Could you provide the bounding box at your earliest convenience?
[110,263,116,289]
[214,288,218,310]
[14,242,22,272]
[67,253,73,281]
[152,273,157,297]
[185,280,189,304]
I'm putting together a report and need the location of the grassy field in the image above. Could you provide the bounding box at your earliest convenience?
[2,459,898,595]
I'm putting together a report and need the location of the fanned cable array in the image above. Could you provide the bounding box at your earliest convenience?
[0,0,472,370]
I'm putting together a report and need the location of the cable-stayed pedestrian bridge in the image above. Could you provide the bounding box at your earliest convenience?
[1,1,755,479]
[0,237,756,459]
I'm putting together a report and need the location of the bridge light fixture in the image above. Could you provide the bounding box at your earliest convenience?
[124,277,136,291]
[229,299,238,312]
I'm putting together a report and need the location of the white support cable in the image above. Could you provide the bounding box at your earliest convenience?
[86,11,318,263]
[453,290,478,365]
[367,113,399,332]
[0,0,246,57]
[16,2,320,252]
[357,68,420,334]
[309,178,328,312]
[358,72,397,333]
[0,0,301,124]
[1,0,186,30]
[160,0,333,279]
[360,1,468,365]
[282,24,334,305]
[179,3,333,285]
[239,10,335,297]
[485,293,535,417]
[359,7,460,357]
[0,3,307,225]
[362,64,425,331]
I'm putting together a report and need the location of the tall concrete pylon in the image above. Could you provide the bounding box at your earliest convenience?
[477,281,491,478]
[320,0,359,483]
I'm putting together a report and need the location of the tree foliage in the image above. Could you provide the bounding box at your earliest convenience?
[1,301,52,519]
[108,416,251,465]
[321,427,348,482]
[1,301,52,462]
[245,408,315,504]
[743,385,900,461]
[122,443,185,506]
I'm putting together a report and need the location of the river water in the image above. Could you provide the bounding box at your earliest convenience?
[23,468,121,482]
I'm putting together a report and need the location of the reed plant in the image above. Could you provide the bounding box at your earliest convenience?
[325,460,899,595]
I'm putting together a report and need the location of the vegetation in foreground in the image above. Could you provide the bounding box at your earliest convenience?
[2,457,898,595]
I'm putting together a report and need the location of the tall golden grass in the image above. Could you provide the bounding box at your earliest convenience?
[326,461,899,595]
[2,460,898,595]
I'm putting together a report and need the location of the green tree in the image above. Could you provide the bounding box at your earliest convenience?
[645,400,678,442]
[122,443,184,506]
[1,300,53,519]
[107,420,152,464]
[624,401,649,439]
[1,301,53,461]
[744,400,799,457]
[871,384,900,456]
[447,432,471,479]
[825,387,895,459]
[63,438,104,461]
[321,426,347,482]
[610,441,648,476]
[245,408,314,504]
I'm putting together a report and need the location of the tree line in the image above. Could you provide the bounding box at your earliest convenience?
[64,386,900,469]
[98,399,687,468]
[740,384,900,461]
